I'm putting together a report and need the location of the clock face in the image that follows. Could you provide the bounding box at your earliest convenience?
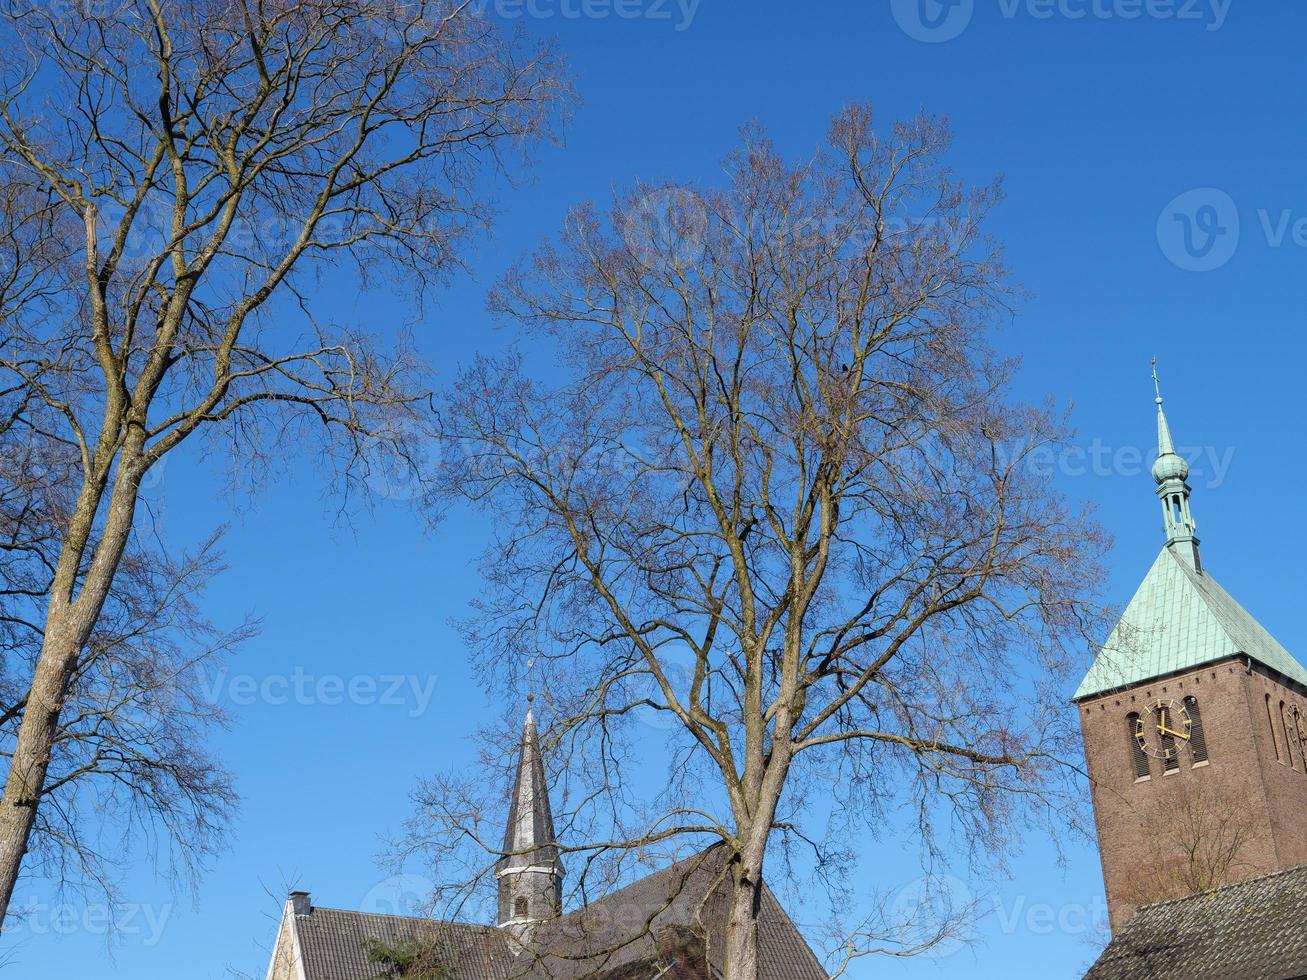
[1135,698,1192,759]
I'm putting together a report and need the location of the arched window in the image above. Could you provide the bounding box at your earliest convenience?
[514,896,528,919]
[1184,696,1208,764]
[1283,701,1296,768]
[1268,694,1283,763]
[1127,713,1150,780]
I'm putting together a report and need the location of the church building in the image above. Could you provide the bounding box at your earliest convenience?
[262,373,1307,980]
[263,708,827,979]
[1081,379,1307,978]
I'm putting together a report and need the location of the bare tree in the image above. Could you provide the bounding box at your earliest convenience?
[0,0,566,928]
[423,107,1107,978]
[1115,780,1261,910]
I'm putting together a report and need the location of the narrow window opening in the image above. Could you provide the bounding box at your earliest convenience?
[1127,712,1150,780]
[1185,696,1208,764]
[1283,701,1296,768]
[514,896,528,919]
[1268,694,1283,763]
[1291,707,1306,774]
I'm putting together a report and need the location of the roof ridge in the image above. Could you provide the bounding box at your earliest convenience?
[1133,862,1307,913]
[306,905,501,930]
[1174,553,1307,686]
[563,843,727,919]
[1075,545,1307,700]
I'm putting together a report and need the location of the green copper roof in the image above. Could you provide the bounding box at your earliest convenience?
[1074,545,1307,700]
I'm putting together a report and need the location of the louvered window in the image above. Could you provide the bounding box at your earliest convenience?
[1184,696,1208,763]
[1127,713,1150,780]
[1160,717,1178,773]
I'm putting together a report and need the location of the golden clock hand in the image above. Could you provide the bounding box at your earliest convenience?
[1159,726,1190,741]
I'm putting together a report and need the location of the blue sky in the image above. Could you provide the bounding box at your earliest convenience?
[12,1,1307,977]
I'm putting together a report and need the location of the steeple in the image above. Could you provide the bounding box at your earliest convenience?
[496,700,563,949]
[1150,360,1200,569]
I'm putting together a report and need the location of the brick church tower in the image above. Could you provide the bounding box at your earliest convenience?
[1076,370,1307,933]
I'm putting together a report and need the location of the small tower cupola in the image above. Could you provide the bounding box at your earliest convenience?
[496,700,564,951]
[1151,360,1200,569]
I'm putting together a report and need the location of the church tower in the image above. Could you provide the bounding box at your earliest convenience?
[496,702,564,948]
[1076,371,1307,932]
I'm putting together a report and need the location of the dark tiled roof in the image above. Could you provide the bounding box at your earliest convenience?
[294,908,512,980]
[1085,863,1307,980]
[291,847,827,980]
[527,846,827,980]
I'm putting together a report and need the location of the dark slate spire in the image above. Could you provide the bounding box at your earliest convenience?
[496,702,563,949]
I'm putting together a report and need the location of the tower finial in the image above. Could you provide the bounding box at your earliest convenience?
[1148,363,1200,569]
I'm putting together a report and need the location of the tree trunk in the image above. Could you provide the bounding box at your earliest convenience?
[0,454,142,929]
[0,614,80,922]
[723,851,764,980]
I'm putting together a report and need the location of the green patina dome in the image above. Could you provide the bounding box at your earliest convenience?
[1152,450,1189,484]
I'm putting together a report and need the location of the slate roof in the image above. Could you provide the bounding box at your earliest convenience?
[293,910,510,980]
[1084,863,1307,980]
[1073,545,1307,701]
[500,709,561,877]
[286,847,828,980]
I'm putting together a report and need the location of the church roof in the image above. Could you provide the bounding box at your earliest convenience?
[292,908,510,980]
[527,845,826,980]
[279,847,828,980]
[1084,862,1307,980]
[1073,544,1307,701]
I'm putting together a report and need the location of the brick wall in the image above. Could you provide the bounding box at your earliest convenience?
[1078,656,1307,932]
